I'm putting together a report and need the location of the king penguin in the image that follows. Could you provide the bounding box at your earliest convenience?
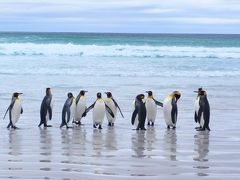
[131,94,147,130]
[194,89,211,131]
[194,87,203,129]
[39,88,53,128]
[73,90,88,126]
[163,91,181,129]
[145,91,163,126]
[60,92,76,128]
[3,92,23,129]
[83,92,114,129]
[104,92,124,126]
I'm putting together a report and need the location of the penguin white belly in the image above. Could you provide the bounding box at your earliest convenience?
[69,99,76,124]
[75,98,86,121]
[93,100,105,124]
[163,97,174,126]
[105,100,117,123]
[145,99,157,122]
[11,99,22,126]
[194,97,200,114]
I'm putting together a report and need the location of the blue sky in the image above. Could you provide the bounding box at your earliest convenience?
[0,0,240,33]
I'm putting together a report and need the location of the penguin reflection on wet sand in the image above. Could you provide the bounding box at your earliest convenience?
[60,92,76,128]
[83,92,114,129]
[104,92,124,127]
[73,90,88,126]
[163,91,181,129]
[3,92,23,129]
[39,88,53,128]
[145,91,163,126]
[132,94,147,130]
[194,88,210,131]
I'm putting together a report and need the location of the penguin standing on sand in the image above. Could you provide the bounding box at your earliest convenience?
[73,90,88,126]
[83,92,114,129]
[3,92,23,129]
[60,92,76,128]
[39,88,53,127]
[104,92,124,126]
[194,89,211,131]
[145,91,163,126]
[163,91,181,129]
[131,94,147,130]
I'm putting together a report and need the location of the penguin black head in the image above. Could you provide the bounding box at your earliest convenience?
[136,94,145,100]
[146,91,153,96]
[13,92,23,98]
[80,90,87,96]
[67,92,73,98]
[194,87,203,93]
[97,92,102,99]
[46,88,51,95]
[199,90,207,96]
[105,92,112,98]
[173,91,181,101]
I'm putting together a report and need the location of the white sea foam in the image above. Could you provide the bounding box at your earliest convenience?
[0,43,240,59]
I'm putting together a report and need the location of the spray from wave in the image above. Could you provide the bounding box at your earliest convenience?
[0,43,240,59]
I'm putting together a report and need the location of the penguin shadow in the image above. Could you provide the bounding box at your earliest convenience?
[8,129,22,156]
[146,128,156,152]
[71,126,86,145]
[92,129,104,157]
[60,129,73,157]
[38,128,52,173]
[193,131,210,177]
[104,127,117,151]
[193,131,210,162]
[131,131,146,158]
[39,128,52,156]
[163,129,177,161]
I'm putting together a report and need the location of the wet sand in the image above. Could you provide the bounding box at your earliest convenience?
[0,109,239,179]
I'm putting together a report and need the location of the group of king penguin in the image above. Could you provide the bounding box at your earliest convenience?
[3,87,210,131]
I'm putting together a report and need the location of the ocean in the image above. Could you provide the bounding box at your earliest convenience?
[0,33,239,179]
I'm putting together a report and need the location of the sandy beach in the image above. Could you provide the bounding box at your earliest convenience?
[0,109,239,179]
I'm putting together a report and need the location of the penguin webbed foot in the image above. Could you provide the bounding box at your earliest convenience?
[98,125,102,130]
[197,128,205,131]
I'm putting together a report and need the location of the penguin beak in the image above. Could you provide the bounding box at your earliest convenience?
[18,93,23,95]
[193,91,198,93]
[84,91,88,93]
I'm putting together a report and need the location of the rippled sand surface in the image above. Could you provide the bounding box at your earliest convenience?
[0,111,239,180]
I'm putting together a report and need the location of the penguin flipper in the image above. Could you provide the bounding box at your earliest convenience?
[21,107,23,114]
[67,109,71,123]
[153,98,163,107]
[3,99,15,120]
[131,109,138,125]
[194,111,198,123]
[47,106,52,120]
[112,98,124,118]
[76,94,80,104]
[105,104,115,118]
[171,99,177,124]
[82,102,95,117]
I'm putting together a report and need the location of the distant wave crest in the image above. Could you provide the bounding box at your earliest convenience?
[0,43,240,59]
